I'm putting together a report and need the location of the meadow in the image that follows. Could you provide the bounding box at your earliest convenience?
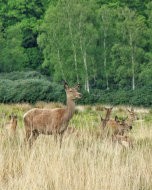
[0,103,152,190]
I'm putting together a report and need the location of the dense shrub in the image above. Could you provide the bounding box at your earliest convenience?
[0,71,151,107]
[0,71,47,81]
[80,88,152,107]
[0,78,65,103]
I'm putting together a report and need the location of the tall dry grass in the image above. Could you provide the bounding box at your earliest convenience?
[0,103,152,190]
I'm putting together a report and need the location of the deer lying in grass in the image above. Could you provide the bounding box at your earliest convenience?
[100,107,134,147]
[104,116,133,148]
[5,114,18,137]
[100,107,113,129]
[23,82,81,147]
[102,115,132,137]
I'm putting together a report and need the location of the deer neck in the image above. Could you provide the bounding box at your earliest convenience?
[12,121,17,130]
[105,113,110,120]
[126,113,133,122]
[127,116,134,125]
[64,98,75,122]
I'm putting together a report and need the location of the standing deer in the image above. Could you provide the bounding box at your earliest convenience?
[100,107,113,129]
[23,82,81,147]
[5,114,18,137]
[126,107,138,127]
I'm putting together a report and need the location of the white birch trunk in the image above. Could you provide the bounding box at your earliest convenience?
[79,18,90,93]
[129,32,135,90]
[80,39,89,93]
[102,15,109,90]
[68,20,79,83]
[83,50,90,93]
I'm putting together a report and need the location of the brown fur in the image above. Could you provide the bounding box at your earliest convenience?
[126,107,138,126]
[100,107,113,129]
[5,114,18,137]
[104,116,132,137]
[23,82,81,147]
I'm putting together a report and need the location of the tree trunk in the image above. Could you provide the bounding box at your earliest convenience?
[102,16,109,90]
[80,39,90,93]
[129,32,135,90]
[68,20,79,83]
[83,50,90,93]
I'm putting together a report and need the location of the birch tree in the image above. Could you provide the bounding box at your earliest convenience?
[113,7,145,90]
[97,6,115,90]
[38,0,97,92]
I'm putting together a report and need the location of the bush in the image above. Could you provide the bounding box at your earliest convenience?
[0,71,47,81]
[79,88,151,107]
[0,71,151,107]
[0,78,65,103]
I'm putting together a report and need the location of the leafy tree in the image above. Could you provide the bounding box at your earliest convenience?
[38,0,98,92]
[0,23,27,72]
[138,2,152,88]
[97,5,117,90]
[0,0,48,71]
[111,7,146,90]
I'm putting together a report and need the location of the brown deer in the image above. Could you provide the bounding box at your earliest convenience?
[104,116,132,137]
[23,82,81,147]
[5,114,18,137]
[126,107,138,127]
[100,107,113,129]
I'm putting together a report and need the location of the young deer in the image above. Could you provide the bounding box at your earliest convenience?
[126,107,138,127]
[5,114,18,137]
[104,116,132,137]
[23,82,81,147]
[100,107,113,129]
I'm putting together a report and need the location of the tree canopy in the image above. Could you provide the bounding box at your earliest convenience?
[0,0,151,106]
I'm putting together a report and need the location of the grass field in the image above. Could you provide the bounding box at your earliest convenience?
[0,103,152,190]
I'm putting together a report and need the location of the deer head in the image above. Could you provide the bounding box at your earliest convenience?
[100,106,113,129]
[104,106,113,118]
[127,107,138,120]
[115,116,132,135]
[9,114,17,121]
[64,81,81,100]
[104,106,113,111]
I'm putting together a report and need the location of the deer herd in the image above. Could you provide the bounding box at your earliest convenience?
[0,82,138,148]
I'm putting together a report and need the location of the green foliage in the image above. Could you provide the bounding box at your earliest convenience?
[0,79,64,103]
[79,88,152,107]
[0,71,64,103]
[0,0,151,106]
[0,71,151,106]
[0,71,47,80]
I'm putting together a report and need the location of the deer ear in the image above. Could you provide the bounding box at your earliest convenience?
[75,83,80,89]
[100,116,103,121]
[64,81,69,90]
[127,108,131,113]
[115,115,119,122]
